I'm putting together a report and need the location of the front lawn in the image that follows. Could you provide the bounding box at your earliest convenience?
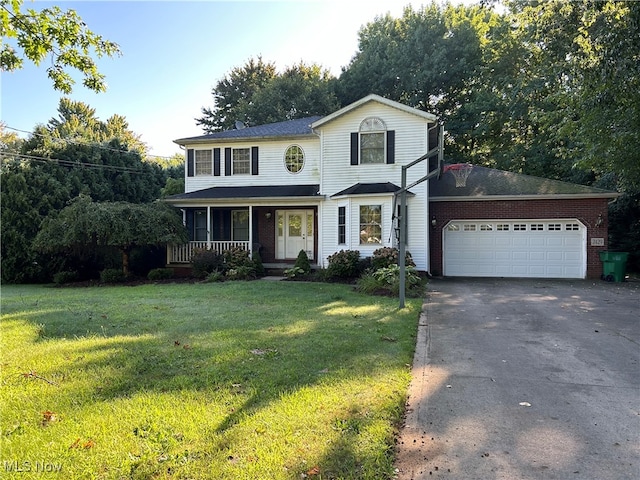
[0,282,421,479]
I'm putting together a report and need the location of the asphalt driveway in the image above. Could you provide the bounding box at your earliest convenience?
[394,278,639,480]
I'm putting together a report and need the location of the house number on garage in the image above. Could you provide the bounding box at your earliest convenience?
[591,238,605,246]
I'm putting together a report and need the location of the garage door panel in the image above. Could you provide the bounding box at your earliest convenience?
[444,220,585,279]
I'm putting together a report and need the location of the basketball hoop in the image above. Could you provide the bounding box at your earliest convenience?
[443,163,473,187]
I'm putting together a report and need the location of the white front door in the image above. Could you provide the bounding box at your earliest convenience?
[276,210,314,260]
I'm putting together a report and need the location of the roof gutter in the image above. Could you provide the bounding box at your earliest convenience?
[429,193,621,202]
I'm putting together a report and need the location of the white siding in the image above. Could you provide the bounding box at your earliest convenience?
[184,139,320,193]
[316,102,433,271]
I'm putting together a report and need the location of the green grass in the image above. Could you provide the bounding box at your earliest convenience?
[0,281,422,479]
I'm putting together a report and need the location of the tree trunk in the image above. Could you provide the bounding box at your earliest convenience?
[121,248,131,276]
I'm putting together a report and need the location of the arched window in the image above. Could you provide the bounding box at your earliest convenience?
[359,117,386,164]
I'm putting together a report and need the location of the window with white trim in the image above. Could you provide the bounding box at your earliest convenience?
[497,224,509,231]
[359,205,382,244]
[548,224,562,231]
[284,145,304,173]
[480,224,493,231]
[463,224,476,231]
[195,150,212,175]
[565,223,579,231]
[531,224,544,231]
[514,224,527,231]
[360,117,386,164]
[338,206,346,244]
[232,148,251,175]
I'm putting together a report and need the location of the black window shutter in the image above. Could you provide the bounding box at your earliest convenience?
[350,132,359,165]
[224,148,232,176]
[213,148,221,176]
[386,130,395,164]
[251,146,259,175]
[187,149,194,177]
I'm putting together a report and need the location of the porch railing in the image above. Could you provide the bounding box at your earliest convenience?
[168,241,251,264]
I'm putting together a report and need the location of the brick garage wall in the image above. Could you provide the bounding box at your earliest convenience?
[428,198,611,279]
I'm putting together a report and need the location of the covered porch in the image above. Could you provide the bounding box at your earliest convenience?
[166,205,319,267]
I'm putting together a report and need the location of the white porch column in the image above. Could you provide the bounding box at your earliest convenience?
[248,205,253,256]
[206,206,211,247]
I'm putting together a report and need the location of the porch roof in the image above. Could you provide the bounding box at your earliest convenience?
[166,184,321,201]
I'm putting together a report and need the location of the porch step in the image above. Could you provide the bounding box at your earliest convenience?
[262,275,286,281]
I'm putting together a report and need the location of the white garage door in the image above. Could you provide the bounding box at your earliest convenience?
[443,220,586,278]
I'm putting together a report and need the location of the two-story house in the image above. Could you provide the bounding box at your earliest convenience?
[166,94,440,271]
[166,94,618,279]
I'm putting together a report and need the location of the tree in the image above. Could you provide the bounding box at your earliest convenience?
[196,58,339,132]
[0,99,170,283]
[1,0,121,93]
[34,196,188,275]
[196,56,277,133]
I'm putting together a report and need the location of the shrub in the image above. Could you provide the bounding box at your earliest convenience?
[225,266,255,280]
[371,247,415,270]
[252,250,265,277]
[100,268,127,283]
[204,270,224,283]
[284,266,307,279]
[326,250,360,279]
[294,250,311,274]
[191,249,225,278]
[224,246,253,269]
[357,264,424,297]
[147,268,174,281]
[53,270,78,285]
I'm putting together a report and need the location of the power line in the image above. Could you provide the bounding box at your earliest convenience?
[3,125,180,161]
[0,151,156,175]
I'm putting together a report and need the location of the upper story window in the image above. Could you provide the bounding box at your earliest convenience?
[351,118,395,166]
[284,145,305,173]
[360,117,386,164]
[232,148,251,175]
[195,150,212,175]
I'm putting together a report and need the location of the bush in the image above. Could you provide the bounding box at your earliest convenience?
[204,270,224,283]
[100,268,127,283]
[326,250,361,279]
[53,270,78,285]
[147,268,174,281]
[252,250,265,277]
[357,264,424,297]
[224,246,253,269]
[284,266,307,279]
[225,266,255,280]
[294,250,311,274]
[191,249,225,278]
[371,247,415,270]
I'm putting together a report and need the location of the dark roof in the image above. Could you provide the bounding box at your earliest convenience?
[331,182,411,197]
[174,116,323,145]
[429,164,618,199]
[166,184,321,201]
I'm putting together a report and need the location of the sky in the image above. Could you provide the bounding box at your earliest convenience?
[1,0,469,158]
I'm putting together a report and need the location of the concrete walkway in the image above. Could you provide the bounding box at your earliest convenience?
[394,278,639,480]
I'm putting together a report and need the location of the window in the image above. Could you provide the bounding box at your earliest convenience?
[531,224,544,231]
[480,224,493,231]
[514,224,527,231]
[463,224,477,231]
[338,206,346,244]
[195,150,212,175]
[231,210,249,241]
[284,145,305,173]
[497,224,509,231]
[447,224,460,231]
[360,117,386,164]
[193,209,207,241]
[548,223,562,231]
[359,205,382,244]
[565,223,579,231]
[232,148,251,175]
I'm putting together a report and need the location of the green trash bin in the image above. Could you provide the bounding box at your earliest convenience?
[599,251,629,282]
